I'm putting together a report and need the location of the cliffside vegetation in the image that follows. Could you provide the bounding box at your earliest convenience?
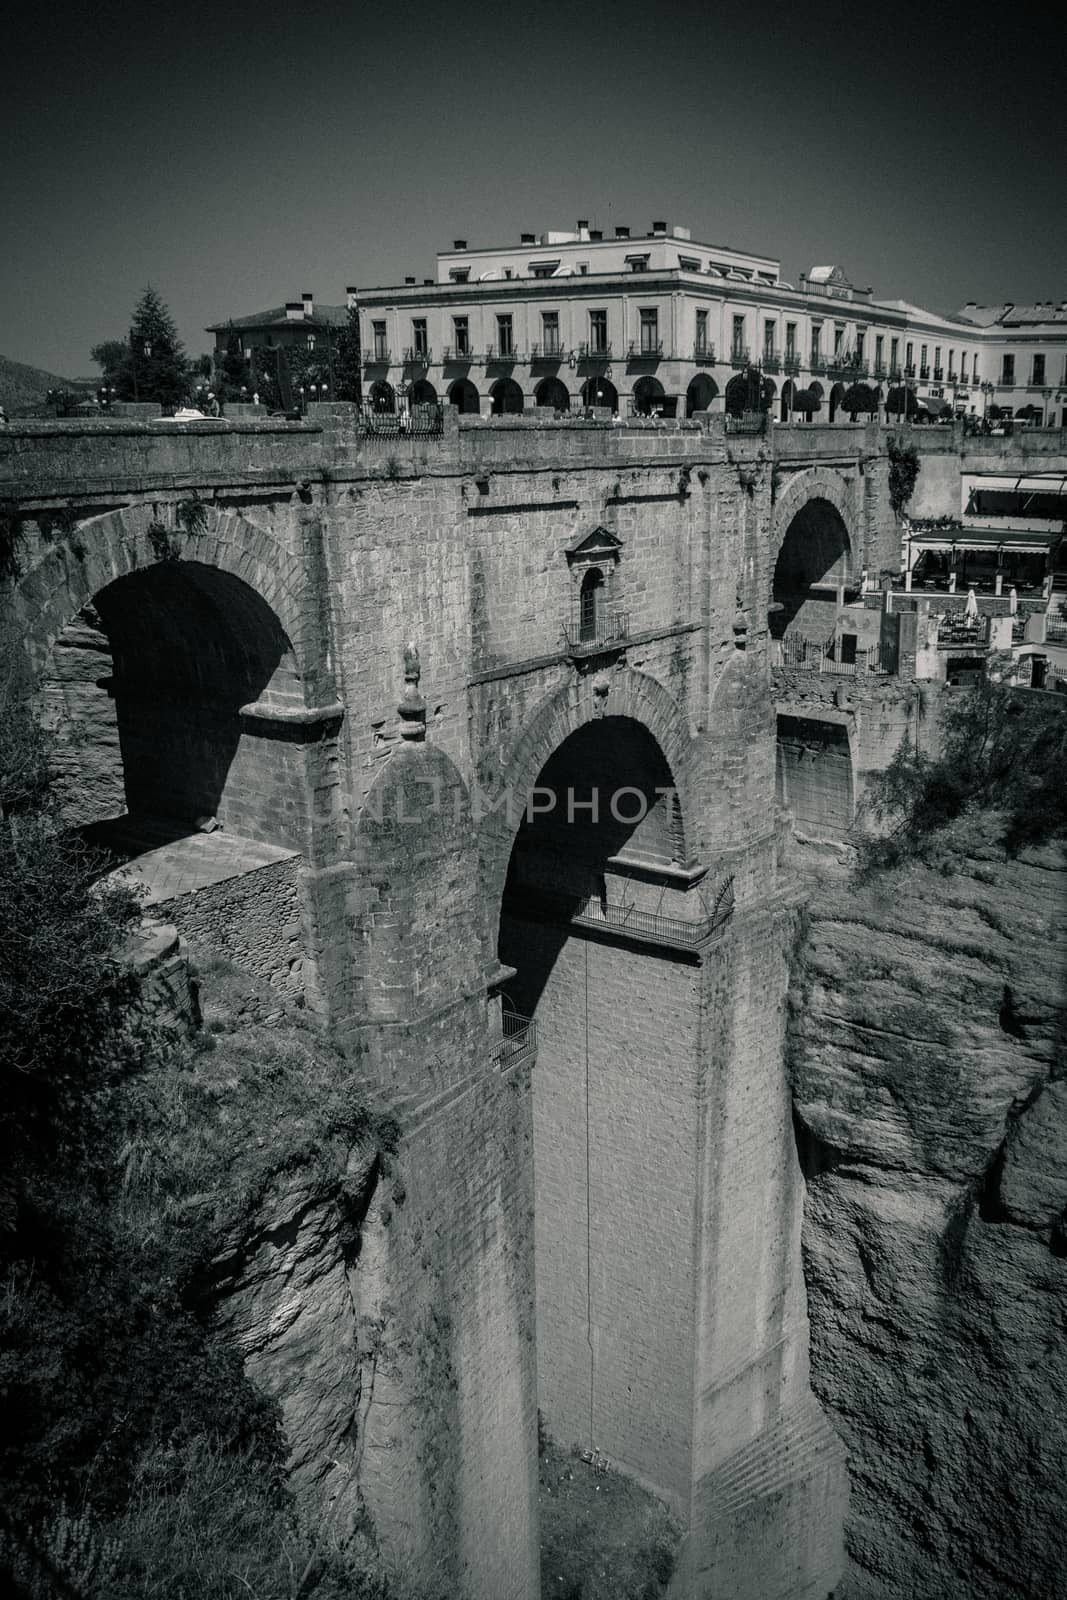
[855,677,1067,878]
[0,664,422,1599]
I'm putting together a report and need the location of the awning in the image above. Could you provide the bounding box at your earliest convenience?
[910,527,1055,554]
[963,473,1067,496]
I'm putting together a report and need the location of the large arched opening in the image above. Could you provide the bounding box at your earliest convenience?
[42,560,302,849]
[780,378,796,421]
[369,380,395,413]
[535,376,570,412]
[828,381,846,422]
[771,496,853,640]
[631,375,666,416]
[580,375,618,412]
[490,377,524,415]
[685,373,718,416]
[409,378,438,406]
[496,715,702,1505]
[447,378,480,413]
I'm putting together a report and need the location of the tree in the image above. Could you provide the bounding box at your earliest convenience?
[886,385,919,420]
[843,382,877,419]
[217,332,250,401]
[334,304,363,404]
[107,287,189,407]
[793,388,822,418]
[887,438,920,514]
[90,340,129,382]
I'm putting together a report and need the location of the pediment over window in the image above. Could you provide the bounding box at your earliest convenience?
[565,525,623,566]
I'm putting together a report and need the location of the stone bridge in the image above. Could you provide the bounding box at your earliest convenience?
[2,408,1054,1599]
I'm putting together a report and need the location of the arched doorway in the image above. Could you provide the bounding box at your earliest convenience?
[497,715,692,1488]
[448,378,480,413]
[491,377,524,415]
[771,497,852,639]
[369,380,395,413]
[685,374,718,416]
[535,377,570,412]
[409,378,437,405]
[828,382,846,422]
[780,379,796,421]
[724,374,748,417]
[632,375,665,416]
[580,376,618,412]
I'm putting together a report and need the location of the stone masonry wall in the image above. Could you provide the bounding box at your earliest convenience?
[159,853,306,1001]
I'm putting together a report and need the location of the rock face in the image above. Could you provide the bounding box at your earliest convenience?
[207,1142,386,1533]
[788,841,1067,1600]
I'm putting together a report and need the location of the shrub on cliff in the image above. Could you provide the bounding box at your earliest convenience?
[855,677,1067,877]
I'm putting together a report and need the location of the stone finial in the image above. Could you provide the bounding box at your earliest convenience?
[398,640,426,741]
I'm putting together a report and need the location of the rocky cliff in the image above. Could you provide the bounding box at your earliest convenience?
[788,840,1067,1599]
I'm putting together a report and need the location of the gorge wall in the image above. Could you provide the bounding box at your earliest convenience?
[788,839,1067,1600]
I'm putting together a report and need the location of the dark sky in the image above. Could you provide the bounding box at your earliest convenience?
[4,0,1064,377]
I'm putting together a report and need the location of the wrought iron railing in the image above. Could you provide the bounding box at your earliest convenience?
[783,354,801,374]
[492,1011,536,1068]
[763,350,781,371]
[530,342,566,361]
[773,633,890,675]
[578,341,612,360]
[629,340,664,359]
[364,348,391,365]
[729,345,750,367]
[693,342,717,363]
[486,344,520,362]
[809,355,826,374]
[403,346,431,364]
[357,402,444,438]
[442,346,475,363]
[509,880,735,950]
[724,412,767,436]
[560,610,629,653]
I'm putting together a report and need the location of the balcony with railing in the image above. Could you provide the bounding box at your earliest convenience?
[783,352,801,374]
[889,367,903,381]
[491,1010,536,1069]
[560,608,629,655]
[729,344,750,368]
[873,363,887,379]
[809,353,826,375]
[364,347,391,366]
[442,345,476,364]
[947,370,958,382]
[762,347,781,372]
[505,881,735,953]
[693,342,717,364]
[920,365,930,380]
[578,341,613,361]
[772,632,891,676]
[933,366,944,380]
[905,364,916,378]
[530,342,566,362]
[486,344,520,363]
[628,340,664,360]
[403,346,432,365]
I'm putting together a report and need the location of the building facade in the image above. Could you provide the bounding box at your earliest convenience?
[208,221,1067,426]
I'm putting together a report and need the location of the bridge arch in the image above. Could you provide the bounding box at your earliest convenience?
[480,667,693,933]
[770,469,859,640]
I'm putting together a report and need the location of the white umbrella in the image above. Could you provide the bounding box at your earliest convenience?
[964,586,979,620]
[1008,586,1018,616]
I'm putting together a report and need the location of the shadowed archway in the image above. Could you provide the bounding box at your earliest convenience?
[686,374,718,416]
[770,497,853,640]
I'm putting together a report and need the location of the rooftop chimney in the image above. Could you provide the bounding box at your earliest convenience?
[405,276,416,285]
[520,231,536,245]
[652,221,666,235]
[423,278,433,285]
[577,219,590,240]
[590,229,603,241]
[615,225,630,239]
[285,301,304,321]
[453,239,467,250]
[346,285,358,309]
[302,292,314,316]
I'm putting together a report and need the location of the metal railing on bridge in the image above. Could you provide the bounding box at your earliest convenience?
[357,402,444,438]
[509,880,735,950]
[773,633,891,675]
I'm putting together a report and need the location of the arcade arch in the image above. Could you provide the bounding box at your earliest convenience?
[771,496,853,640]
[685,374,718,416]
[447,378,480,413]
[491,377,524,414]
[632,375,665,416]
[535,377,570,412]
[580,376,618,412]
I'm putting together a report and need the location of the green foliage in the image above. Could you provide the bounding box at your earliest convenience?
[855,677,1067,878]
[248,345,283,410]
[887,438,920,513]
[218,332,251,401]
[334,306,363,404]
[146,518,181,561]
[793,387,822,416]
[886,385,920,420]
[843,382,877,417]
[98,288,189,406]
[176,493,208,536]
[538,1443,680,1599]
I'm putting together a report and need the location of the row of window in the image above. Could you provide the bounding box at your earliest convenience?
[368,314,1001,382]
[997,353,1065,387]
